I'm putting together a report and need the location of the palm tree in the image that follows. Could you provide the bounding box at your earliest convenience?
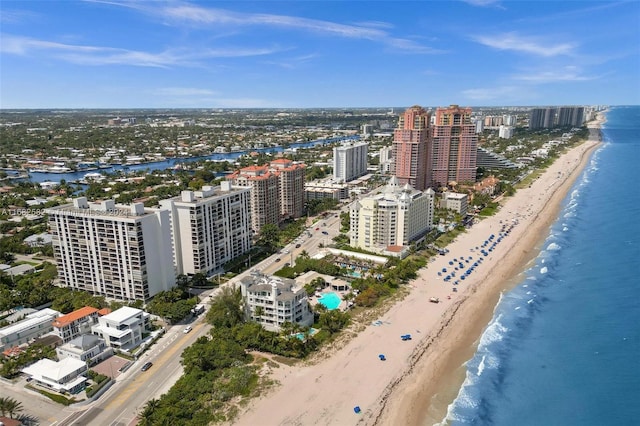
[0,396,23,419]
[254,306,264,322]
[139,398,160,425]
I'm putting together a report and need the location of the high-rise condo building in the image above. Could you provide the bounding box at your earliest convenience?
[160,182,252,277]
[431,105,478,188]
[269,159,306,220]
[227,165,280,234]
[557,106,585,127]
[392,105,431,190]
[530,106,584,129]
[227,159,307,233]
[46,198,176,301]
[349,176,434,253]
[333,141,369,183]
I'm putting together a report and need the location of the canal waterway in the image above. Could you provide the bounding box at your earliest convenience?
[24,135,359,184]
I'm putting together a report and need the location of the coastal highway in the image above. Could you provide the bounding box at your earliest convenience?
[52,211,345,426]
[57,320,211,426]
[258,211,344,277]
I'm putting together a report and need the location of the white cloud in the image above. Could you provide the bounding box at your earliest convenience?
[461,86,522,102]
[473,32,575,57]
[0,34,284,67]
[264,53,319,69]
[461,0,503,7]
[151,3,439,54]
[0,9,39,24]
[512,66,598,82]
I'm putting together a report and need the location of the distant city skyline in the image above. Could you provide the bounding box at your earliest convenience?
[1,1,639,109]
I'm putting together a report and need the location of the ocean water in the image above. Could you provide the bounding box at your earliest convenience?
[441,106,640,426]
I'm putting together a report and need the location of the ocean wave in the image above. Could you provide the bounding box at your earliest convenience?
[546,242,561,251]
[477,355,486,376]
[478,314,508,347]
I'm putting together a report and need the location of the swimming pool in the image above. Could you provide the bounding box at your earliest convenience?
[318,292,341,310]
[295,328,319,340]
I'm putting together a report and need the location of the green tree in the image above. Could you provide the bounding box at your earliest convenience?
[318,310,350,334]
[0,397,23,418]
[206,286,245,328]
[258,223,280,249]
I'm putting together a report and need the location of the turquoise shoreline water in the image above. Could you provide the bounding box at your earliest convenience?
[441,106,640,425]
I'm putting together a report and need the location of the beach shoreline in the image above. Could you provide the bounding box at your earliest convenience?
[373,113,606,426]
[231,114,606,426]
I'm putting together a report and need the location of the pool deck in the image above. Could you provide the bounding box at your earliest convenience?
[310,289,349,311]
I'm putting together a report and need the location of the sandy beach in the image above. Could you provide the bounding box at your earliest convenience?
[231,114,605,426]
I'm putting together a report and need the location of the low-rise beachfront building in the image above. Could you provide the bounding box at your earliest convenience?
[349,176,434,254]
[52,306,102,343]
[91,307,150,351]
[440,192,469,216]
[0,308,61,352]
[56,334,113,365]
[21,357,88,394]
[239,272,314,332]
[305,179,349,201]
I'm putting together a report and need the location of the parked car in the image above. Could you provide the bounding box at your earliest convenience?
[322,231,329,235]
[141,362,153,371]
[184,326,193,334]
[275,258,281,262]
[295,243,301,248]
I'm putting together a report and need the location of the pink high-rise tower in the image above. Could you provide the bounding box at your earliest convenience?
[392,106,431,190]
[431,105,477,188]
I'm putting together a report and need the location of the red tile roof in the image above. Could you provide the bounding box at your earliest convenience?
[52,306,99,327]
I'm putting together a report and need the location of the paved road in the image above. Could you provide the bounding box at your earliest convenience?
[56,321,210,426]
[0,376,70,425]
[0,210,351,426]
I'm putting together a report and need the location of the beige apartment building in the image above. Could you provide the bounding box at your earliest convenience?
[227,159,306,234]
[350,176,434,253]
[239,272,314,332]
[270,158,305,220]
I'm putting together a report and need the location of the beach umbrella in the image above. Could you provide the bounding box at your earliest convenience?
[379,354,386,361]
[354,406,361,414]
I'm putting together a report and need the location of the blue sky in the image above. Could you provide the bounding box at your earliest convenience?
[1,1,638,108]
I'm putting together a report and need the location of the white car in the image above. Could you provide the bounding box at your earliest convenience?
[183,326,193,334]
